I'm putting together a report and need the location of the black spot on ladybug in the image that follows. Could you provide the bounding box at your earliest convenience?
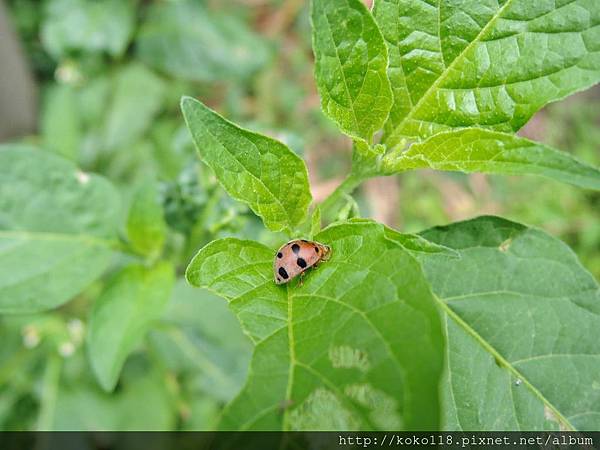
[278,267,289,279]
[277,252,283,258]
[314,246,319,253]
[297,258,307,268]
[277,277,282,282]
[291,243,300,254]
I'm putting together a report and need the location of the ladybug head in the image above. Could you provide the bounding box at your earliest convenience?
[321,244,332,260]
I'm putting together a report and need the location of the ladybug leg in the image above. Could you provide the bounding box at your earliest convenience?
[298,272,305,287]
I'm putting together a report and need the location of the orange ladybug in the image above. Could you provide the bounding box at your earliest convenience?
[273,239,331,285]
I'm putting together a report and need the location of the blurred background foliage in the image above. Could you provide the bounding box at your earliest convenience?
[0,0,598,430]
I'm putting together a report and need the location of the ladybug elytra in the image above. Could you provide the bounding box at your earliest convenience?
[273,239,331,285]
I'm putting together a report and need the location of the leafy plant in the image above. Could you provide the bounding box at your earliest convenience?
[1,0,599,433]
[181,0,600,431]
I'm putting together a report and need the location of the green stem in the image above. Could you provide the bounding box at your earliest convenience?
[36,354,62,431]
[319,172,369,220]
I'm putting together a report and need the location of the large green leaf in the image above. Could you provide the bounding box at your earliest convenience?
[383,128,600,190]
[0,146,119,313]
[136,0,271,82]
[373,0,600,146]
[186,221,444,430]
[87,263,175,391]
[41,0,135,59]
[311,0,393,144]
[181,97,312,233]
[418,216,600,431]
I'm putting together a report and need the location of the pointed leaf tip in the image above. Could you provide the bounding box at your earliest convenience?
[182,98,312,232]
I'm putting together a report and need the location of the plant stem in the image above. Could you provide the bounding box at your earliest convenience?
[36,354,62,431]
[319,172,369,220]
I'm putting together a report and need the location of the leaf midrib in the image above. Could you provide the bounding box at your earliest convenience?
[281,284,296,431]
[435,293,575,431]
[281,290,383,431]
[384,0,516,144]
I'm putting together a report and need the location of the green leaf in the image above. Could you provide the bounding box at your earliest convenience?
[186,221,444,430]
[102,64,165,151]
[54,384,119,430]
[374,0,600,146]
[41,0,135,59]
[54,365,175,430]
[77,75,111,130]
[149,120,196,180]
[336,195,361,222]
[126,179,167,258]
[87,262,175,391]
[41,84,82,161]
[136,0,271,83]
[181,97,312,233]
[0,145,119,313]
[383,128,600,190]
[311,0,393,144]
[382,225,459,258]
[418,216,600,431]
[117,368,176,430]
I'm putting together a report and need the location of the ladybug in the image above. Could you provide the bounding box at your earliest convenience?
[273,239,331,285]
